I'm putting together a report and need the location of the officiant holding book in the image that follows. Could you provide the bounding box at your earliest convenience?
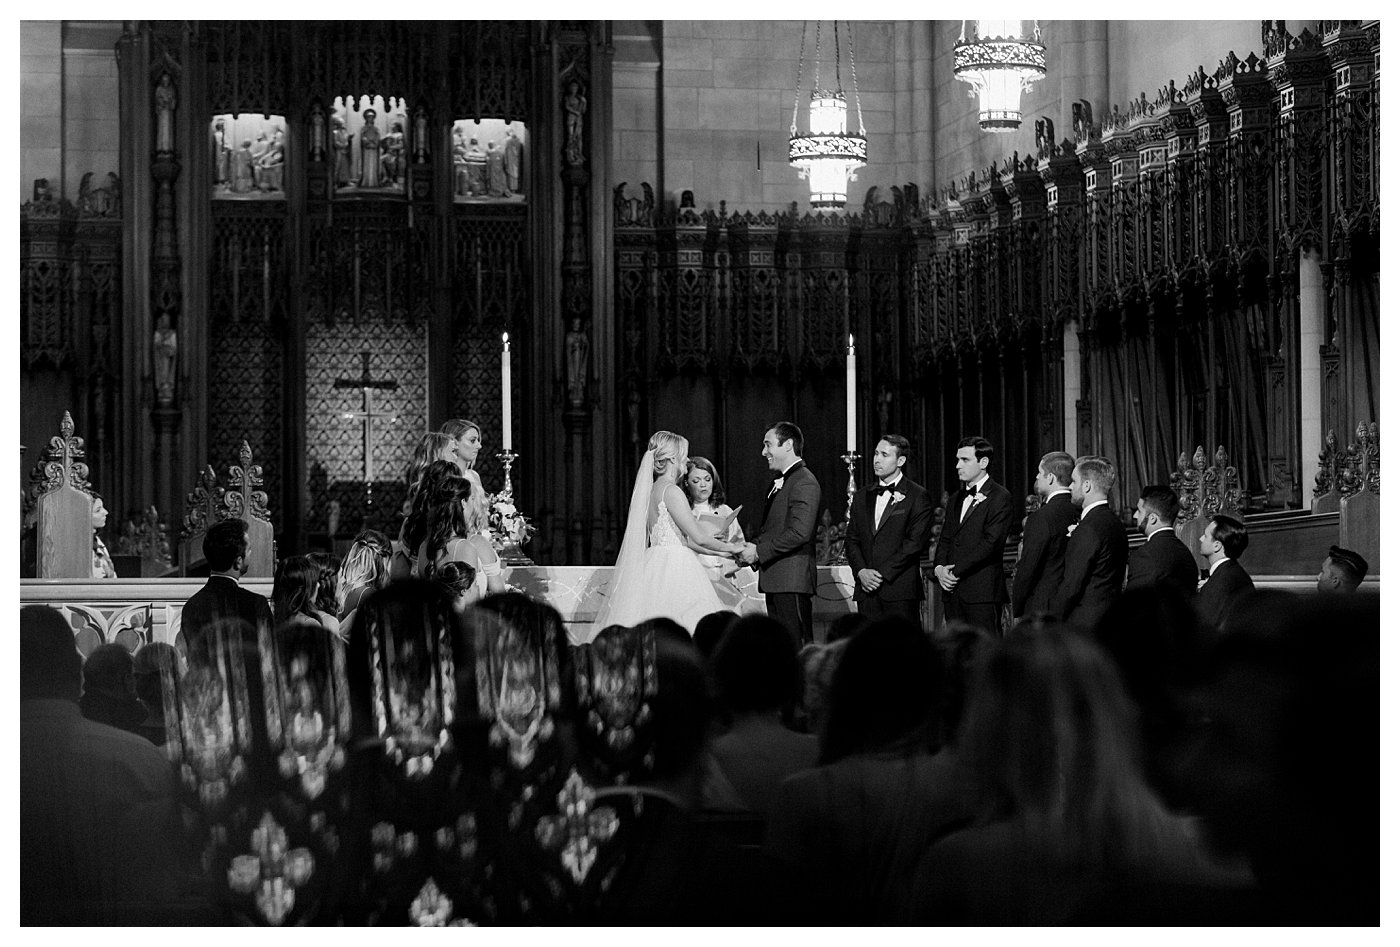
[684,457,753,610]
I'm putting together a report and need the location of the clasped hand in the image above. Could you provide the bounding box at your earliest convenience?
[933,564,960,592]
[734,541,759,566]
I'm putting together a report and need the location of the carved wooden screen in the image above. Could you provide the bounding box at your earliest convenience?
[450,210,528,490]
[209,206,287,523]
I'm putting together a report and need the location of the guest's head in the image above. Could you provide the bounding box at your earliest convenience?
[960,622,1146,851]
[648,431,690,480]
[404,459,463,550]
[1035,450,1074,496]
[872,434,911,481]
[433,559,479,611]
[21,606,81,702]
[1318,545,1368,593]
[271,554,322,624]
[1199,514,1247,565]
[338,529,392,599]
[440,418,483,471]
[819,617,942,764]
[635,616,692,649]
[694,610,739,659]
[406,432,456,489]
[936,620,996,747]
[82,643,138,701]
[133,642,180,711]
[711,614,801,717]
[825,611,871,645]
[424,475,474,563]
[1134,485,1180,536]
[1071,455,1116,506]
[307,552,342,616]
[683,456,727,507]
[798,639,848,738]
[955,436,994,484]
[647,635,716,793]
[91,495,109,531]
[763,421,803,472]
[203,518,250,575]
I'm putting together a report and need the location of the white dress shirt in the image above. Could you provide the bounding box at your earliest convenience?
[874,472,904,527]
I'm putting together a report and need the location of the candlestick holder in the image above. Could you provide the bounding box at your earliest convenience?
[496,449,519,500]
[839,450,861,518]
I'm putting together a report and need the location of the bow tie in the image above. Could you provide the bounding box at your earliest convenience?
[875,483,898,495]
[964,485,979,497]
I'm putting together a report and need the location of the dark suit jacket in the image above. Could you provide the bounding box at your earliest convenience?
[756,461,822,595]
[181,574,276,760]
[932,478,1015,605]
[846,476,934,602]
[1125,529,1201,600]
[1011,492,1078,617]
[1050,503,1128,631]
[1195,558,1255,629]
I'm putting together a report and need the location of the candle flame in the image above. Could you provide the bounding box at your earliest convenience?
[849,334,854,348]
[502,332,510,345]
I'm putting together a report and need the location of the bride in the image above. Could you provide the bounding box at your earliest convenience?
[587,431,745,640]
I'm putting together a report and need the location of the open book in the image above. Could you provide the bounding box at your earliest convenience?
[697,504,742,538]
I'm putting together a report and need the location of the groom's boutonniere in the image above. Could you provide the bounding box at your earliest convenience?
[891,491,907,505]
[768,477,785,497]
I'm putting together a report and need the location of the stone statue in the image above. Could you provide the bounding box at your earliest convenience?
[466,137,486,196]
[154,73,177,153]
[250,131,270,188]
[231,139,255,192]
[212,118,230,185]
[32,178,53,204]
[563,80,586,166]
[332,115,351,186]
[566,317,590,407]
[358,109,382,188]
[641,182,654,222]
[486,140,507,197]
[258,126,285,192]
[504,127,523,194]
[153,315,178,406]
[310,108,326,162]
[381,121,405,186]
[77,172,96,215]
[452,127,470,195]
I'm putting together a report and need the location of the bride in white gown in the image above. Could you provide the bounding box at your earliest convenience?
[586,431,746,640]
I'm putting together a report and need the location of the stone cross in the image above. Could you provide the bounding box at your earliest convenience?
[333,351,399,483]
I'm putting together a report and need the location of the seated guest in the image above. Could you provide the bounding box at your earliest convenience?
[1166,591,1379,924]
[132,642,180,747]
[336,528,392,633]
[432,559,480,612]
[767,618,973,925]
[21,606,188,924]
[702,615,817,815]
[1126,485,1200,599]
[272,554,340,636]
[794,637,848,737]
[906,623,1235,925]
[933,620,994,748]
[1195,514,1254,630]
[91,495,117,578]
[308,551,343,624]
[1316,544,1369,593]
[80,643,147,735]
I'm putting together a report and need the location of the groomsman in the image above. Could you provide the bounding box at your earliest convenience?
[1011,451,1078,619]
[1196,514,1255,630]
[932,436,1015,635]
[741,421,822,647]
[845,435,934,625]
[1049,455,1128,631]
[1125,485,1200,599]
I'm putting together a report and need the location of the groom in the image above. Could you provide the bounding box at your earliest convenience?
[740,421,822,647]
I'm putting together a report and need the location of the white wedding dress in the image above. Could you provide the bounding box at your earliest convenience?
[585,451,735,641]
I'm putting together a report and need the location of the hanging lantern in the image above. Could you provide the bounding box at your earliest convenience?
[788,21,868,210]
[953,20,1047,132]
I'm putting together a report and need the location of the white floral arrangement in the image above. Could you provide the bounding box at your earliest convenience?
[487,493,536,549]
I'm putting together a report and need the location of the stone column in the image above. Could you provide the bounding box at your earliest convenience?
[1298,248,1325,502]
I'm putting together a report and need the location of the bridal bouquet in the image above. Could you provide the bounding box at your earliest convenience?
[487,493,536,549]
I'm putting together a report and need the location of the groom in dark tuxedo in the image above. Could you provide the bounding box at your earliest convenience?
[845,434,933,625]
[740,421,822,647]
[931,436,1015,635]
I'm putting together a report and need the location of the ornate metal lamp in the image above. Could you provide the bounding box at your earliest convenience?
[953,20,1047,132]
[788,21,868,210]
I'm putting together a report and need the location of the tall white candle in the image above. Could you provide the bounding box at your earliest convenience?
[846,333,857,452]
[501,332,513,450]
